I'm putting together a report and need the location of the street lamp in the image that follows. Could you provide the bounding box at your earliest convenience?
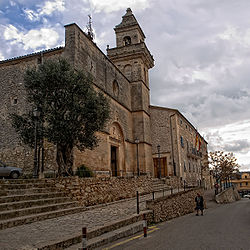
[135,138,140,176]
[157,144,161,179]
[33,108,40,178]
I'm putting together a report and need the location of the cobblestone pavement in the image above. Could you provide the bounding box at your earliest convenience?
[0,188,184,250]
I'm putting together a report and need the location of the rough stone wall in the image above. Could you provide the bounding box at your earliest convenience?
[164,176,182,189]
[146,188,204,223]
[0,49,63,172]
[215,186,241,204]
[54,176,153,206]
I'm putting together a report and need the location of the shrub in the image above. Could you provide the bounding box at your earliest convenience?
[75,165,94,178]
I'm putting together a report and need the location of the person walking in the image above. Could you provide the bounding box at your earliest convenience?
[195,193,204,216]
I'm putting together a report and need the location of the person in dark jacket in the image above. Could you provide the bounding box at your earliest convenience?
[195,193,204,216]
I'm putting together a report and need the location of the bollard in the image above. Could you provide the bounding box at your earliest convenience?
[143,214,147,237]
[137,191,139,214]
[152,191,155,200]
[82,227,87,250]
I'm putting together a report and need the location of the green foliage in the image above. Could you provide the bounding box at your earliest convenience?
[75,165,94,178]
[10,58,110,175]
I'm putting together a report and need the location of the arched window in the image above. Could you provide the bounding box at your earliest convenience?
[123,36,131,46]
[124,64,132,80]
[113,80,119,97]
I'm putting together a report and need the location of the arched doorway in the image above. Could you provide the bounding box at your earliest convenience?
[109,122,125,176]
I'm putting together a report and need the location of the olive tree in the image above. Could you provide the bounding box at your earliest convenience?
[11,59,110,176]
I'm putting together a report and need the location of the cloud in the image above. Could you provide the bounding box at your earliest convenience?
[88,0,150,13]
[23,8,39,21]
[39,0,65,15]
[223,139,250,154]
[0,51,4,60]
[23,0,65,21]
[3,24,60,50]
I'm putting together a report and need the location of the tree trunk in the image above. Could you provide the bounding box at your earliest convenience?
[56,143,74,176]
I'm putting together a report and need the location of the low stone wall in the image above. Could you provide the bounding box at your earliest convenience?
[215,186,241,204]
[53,176,154,206]
[146,188,204,223]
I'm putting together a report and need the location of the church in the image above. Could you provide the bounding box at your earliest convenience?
[0,9,208,184]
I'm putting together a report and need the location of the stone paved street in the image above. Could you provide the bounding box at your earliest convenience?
[0,188,182,250]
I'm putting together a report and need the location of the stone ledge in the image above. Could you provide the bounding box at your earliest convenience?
[38,210,153,250]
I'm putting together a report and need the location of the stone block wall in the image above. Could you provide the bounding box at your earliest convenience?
[146,188,204,223]
[0,48,63,172]
[215,186,241,204]
[53,176,154,206]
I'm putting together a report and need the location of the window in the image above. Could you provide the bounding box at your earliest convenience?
[180,136,184,148]
[189,162,191,172]
[246,182,248,186]
[184,161,186,172]
[13,98,18,104]
[123,36,131,46]
[112,80,119,97]
[11,97,18,105]
[240,183,242,187]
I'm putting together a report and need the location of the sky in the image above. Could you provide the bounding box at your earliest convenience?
[0,0,250,171]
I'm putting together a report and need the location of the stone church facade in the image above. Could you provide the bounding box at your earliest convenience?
[0,9,208,183]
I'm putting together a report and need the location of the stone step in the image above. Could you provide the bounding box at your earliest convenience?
[0,201,78,220]
[36,212,151,250]
[0,197,72,211]
[65,221,145,250]
[0,206,86,230]
[5,187,60,195]
[0,182,55,190]
[0,179,55,184]
[152,183,171,191]
[0,192,68,204]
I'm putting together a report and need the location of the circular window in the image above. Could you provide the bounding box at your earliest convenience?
[113,80,119,97]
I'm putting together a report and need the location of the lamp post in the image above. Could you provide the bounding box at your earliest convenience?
[33,108,40,178]
[169,113,176,176]
[135,138,140,176]
[157,144,161,179]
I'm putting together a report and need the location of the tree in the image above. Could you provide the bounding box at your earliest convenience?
[209,151,239,187]
[11,59,110,176]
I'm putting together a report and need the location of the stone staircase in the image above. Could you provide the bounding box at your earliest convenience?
[0,179,85,230]
[152,178,171,192]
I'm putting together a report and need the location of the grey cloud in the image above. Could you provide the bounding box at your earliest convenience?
[223,139,250,154]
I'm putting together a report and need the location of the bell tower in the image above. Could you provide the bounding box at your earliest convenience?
[107,8,154,174]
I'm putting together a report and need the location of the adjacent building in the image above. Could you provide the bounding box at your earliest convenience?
[0,8,208,185]
[232,172,250,195]
[150,106,208,186]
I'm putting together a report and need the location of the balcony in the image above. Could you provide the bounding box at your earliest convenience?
[187,147,202,159]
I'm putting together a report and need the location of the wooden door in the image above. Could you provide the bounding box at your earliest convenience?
[111,146,118,176]
[153,157,167,178]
